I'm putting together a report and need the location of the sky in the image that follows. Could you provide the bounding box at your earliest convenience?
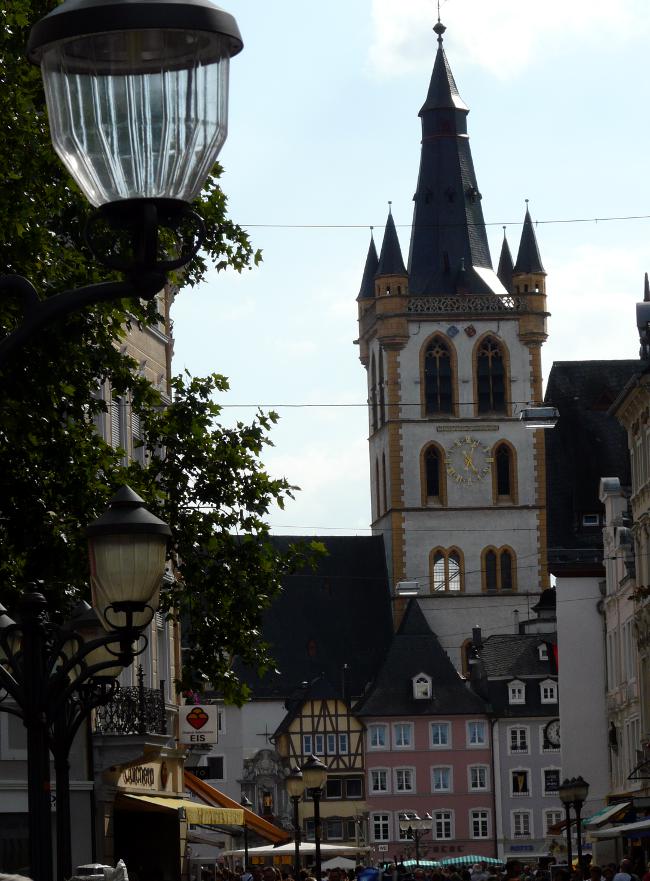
[171,0,650,536]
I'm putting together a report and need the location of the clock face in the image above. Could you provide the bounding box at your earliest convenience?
[445,436,493,486]
[545,719,561,747]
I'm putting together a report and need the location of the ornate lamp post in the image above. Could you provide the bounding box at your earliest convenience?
[301,755,327,881]
[241,794,253,870]
[1,0,242,365]
[559,776,590,872]
[398,812,432,866]
[286,766,304,878]
[0,486,171,881]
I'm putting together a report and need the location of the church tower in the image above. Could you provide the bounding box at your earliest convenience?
[356,20,550,668]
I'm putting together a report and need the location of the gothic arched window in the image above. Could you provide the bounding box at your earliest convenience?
[378,352,386,426]
[424,336,454,415]
[493,442,517,503]
[476,336,507,414]
[370,354,378,433]
[431,548,463,592]
[482,547,517,592]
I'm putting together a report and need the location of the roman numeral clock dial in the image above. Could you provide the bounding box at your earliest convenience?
[445,436,493,486]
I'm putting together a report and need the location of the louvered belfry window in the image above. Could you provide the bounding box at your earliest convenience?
[477,337,506,413]
[424,337,453,414]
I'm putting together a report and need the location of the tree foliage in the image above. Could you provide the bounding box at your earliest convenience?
[0,0,317,704]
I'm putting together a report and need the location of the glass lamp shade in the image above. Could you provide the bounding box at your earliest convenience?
[572,776,590,805]
[286,768,304,799]
[301,755,327,791]
[86,486,171,632]
[558,778,576,805]
[27,0,242,207]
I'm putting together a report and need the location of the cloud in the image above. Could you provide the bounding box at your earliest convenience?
[368,0,649,79]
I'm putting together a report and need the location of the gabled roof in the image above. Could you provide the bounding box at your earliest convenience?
[354,599,487,716]
[274,674,346,737]
[230,535,393,700]
[475,634,558,717]
[545,361,637,571]
[513,207,545,274]
[357,232,378,300]
[376,209,406,277]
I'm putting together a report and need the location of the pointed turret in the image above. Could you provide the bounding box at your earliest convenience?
[514,205,545,275]
[357,230,378,301]
[407,21,502,297]
[497,228,514,293]
[644,271,649,302]
[375,204,408,297]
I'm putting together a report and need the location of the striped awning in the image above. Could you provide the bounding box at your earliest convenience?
[440,856,503,867]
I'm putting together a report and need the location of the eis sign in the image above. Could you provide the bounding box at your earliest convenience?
[179,705,218,744]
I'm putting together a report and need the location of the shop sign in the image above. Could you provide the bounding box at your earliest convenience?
[179,704,218,744]
[119,762,158,790]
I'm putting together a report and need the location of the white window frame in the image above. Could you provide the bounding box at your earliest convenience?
[413,673,432,700]
[467,719,487,747]
[369,768,390,794]
[327,732,336,755]
[511,768,531,797]
[432,810,454,840]
[542,767,561,797]
[431,765,452,792]
[468,764,489,791]
[392,721,414,749]
[394,767,416,793]
[314,733,325,755]
[338,733,349,754]
[511,809,533,839]
[540,679,558,704]
[368,724,387,750]
[303,734,313,755]
[371,813,391,843]
[430,721,451,748]
[469,809,490,839]
[538,644,549,661]
[543,809,563,835]
[508,726,529,755]
[326,818,344,841]
[508,679,526,705]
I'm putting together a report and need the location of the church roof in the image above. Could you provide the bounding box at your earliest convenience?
[357,232,379,299]
[497,232,514,292]
[376,208,406,277]
[545,360,637,574]
[229,535,393,700]
[354,599,487,717]
[407,22,495,296]
[513,207,545,274]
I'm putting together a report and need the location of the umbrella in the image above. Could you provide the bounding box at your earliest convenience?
[322,858,358,870]
[440,856,503,867]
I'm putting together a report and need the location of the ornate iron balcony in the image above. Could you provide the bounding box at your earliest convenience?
[93,666,167,736]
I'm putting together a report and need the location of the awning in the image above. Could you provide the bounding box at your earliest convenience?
[583,802,631,829]
[184,772,289,845]
[118,794,243,826]
[222,843,370,857]
[591,817,650,840]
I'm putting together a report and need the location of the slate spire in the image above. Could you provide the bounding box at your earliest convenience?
[407,20,495,296]
[644,271,650,303]
[497,227,514,293]
[514,203,545,274]
[376,203,407,277]
[357,228,379,300]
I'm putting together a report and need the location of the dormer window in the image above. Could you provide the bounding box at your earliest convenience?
[508,680,526,705]
[538,644,549,661]
[541,680,558,704]
[413,673,432,700]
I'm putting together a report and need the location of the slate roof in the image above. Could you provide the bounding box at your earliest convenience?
[407,25,494,297]
[376,209,407,277]
[497,233,514,293]
[475,633,558,717]
[354,599,487,717]
[513,208,545,274]
[545,360,638,574]
[230,535,393,700]
[357,233,379,300]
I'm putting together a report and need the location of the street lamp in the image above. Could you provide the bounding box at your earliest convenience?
[241,794,253,870]
[398,812,432,866]
[0,486,171,881]
[301,755,327,881]
[286,766,304,878]
[559,776,590,872]
[0,0,243,365]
